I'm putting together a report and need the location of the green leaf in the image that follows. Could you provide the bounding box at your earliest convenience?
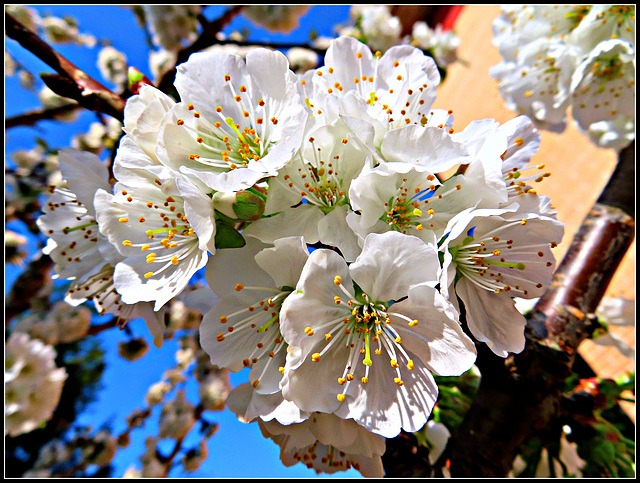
[214,222,246,249]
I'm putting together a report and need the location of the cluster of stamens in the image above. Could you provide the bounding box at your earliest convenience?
[116,184,198,280]
[282,139,350,212]
[451,222,556,296]
[299,48,452,132]
[214,284,292,389]
[382,175,463,233]
[67,264,129,320]
[596,5,635,36]
[175,75,278,172]
[503,161,552,196]
[42,188,100,265]
[290,440,363,473]
[309,277,419,402]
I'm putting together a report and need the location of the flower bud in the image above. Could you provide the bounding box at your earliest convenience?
[128,66,153,95]
[212,190,265,222]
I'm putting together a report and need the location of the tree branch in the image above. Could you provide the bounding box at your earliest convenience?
[5,12,126,120]
[6,103,83,129]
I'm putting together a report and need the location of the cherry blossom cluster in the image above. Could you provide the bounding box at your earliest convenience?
[491,5,636,151]
[335,5,461,68]
[36,36,564,476]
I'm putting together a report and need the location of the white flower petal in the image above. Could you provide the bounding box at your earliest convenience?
[350,232,439,301]
[455,277,527,357]
[381,125,469,173]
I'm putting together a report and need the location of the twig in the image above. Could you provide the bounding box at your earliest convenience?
[6,103,83,129]
[5,12,126,120]
[86,318,119,336]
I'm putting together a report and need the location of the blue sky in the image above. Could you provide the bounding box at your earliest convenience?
[6,4,365,478]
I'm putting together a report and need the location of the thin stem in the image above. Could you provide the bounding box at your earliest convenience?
[6,103,83,129]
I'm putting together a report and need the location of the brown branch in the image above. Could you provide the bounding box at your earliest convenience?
[5,103,83,129]
[390,5,440,36]
[86,318,120,336]
[5,12,126,120]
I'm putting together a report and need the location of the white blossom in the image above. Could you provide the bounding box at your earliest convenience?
[198,373,232,412]
[411,22,460,67]
[259,411,386,477]
[345,5,403,53]
[5,49,18,77]
[158,390,196,440]
[298,36,443,142]
[242,5,310,33]
[13,302,91,345]
[94,158,215,312]
[569,38,636,151]
[242,116,370,261]
[142,5,200,51]
[225,381,384,476]
[97,45,128,87]
[153,48,308,193]
[200,237,310,395]
[71,118,123,155]
[37,149,166,346]
[41,15,96,47]
[592,296,636,359]
[440,203,563,357]
[491,5,636,149]
[5,5,41,32]
[145,381,171,407]
[280,232,477,438]
[149,48,177,82]
[5,332,67,437]
[425,420,451,465]
[510,432,586,477]
[286,47,319,74]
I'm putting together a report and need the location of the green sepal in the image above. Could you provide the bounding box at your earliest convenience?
[214,221,246,249]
